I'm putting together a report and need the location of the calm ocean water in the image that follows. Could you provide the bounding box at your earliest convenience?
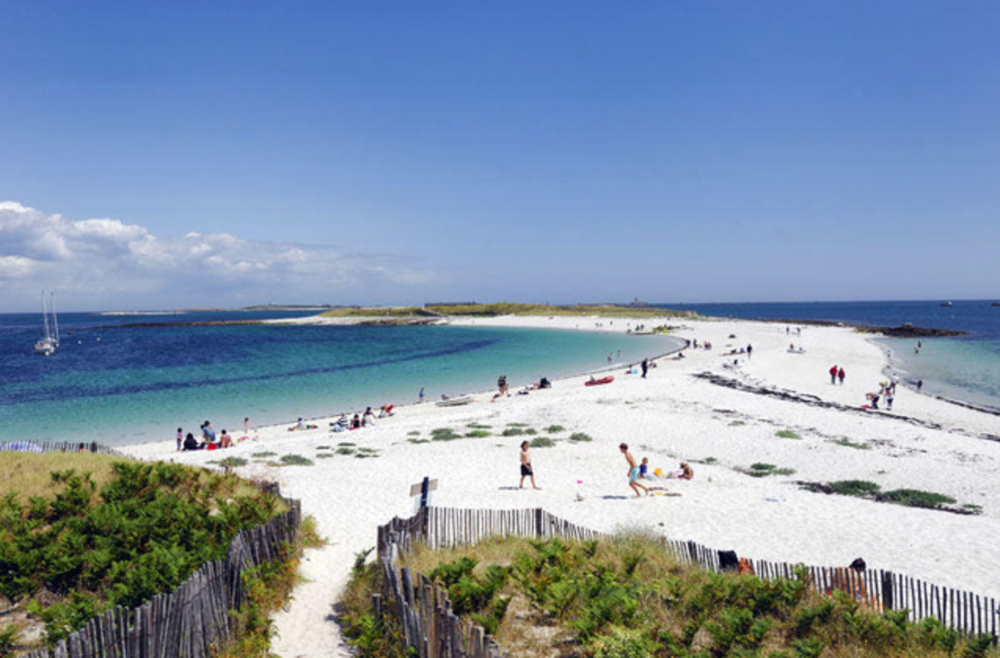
[0,312,682,446]
[670,300,1000,410]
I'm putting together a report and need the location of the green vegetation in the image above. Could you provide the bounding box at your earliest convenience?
[775,430,802,440]
[344,534,992,658]
[279,454,314,466]
[407,430,421,436]
[0,458,285,647]
[529,437,558,448]
[545,425,566,433]
[829,438,871,450]
[316,453,334,459]
[568,432,593,442]
[338,442,357,447]
[430,428,461,441]
[506,422,530,428]
[467,423,492,430]
[465,430,492,438]
[424,302,694,318]
[213,456,249,468]
[336,447,357,455]
[501,427,528,437]
[802,481,971,513]
[251,451,277,458]
[704,457,718,464]
[407,438,430,445]
[729,420,747,427]
[316,445,332,450]
[746,463,796,478]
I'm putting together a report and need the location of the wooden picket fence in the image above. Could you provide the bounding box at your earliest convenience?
[12,461,301,658]
[375,506,998,658]
[0,440,125,456]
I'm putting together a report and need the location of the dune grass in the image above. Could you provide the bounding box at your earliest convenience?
[568,432,593,442]
[528,437,558,448]
[344,534,991,658]
[775,429,802,439]
[279,454,314,466]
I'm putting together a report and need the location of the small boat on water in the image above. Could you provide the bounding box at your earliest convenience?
[992,301,1000,307]
[436,395,474,407]
[940,301,953,307]
[585,375,615,387]
[33,291,59,356]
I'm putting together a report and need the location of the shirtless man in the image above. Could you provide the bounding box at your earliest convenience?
[519,441,539,489]
[620,443,648,497]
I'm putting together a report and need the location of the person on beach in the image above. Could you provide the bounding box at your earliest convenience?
[641,358,649,379]
[220,430,234,448]
[639,457,649,479]
[202,421,216,444]
[746,344,753,359]
[830,558,869,602]
[182,432,201,451]
[886,389,895,411]
[917,379,924,392]
[620,443,649,498]
[351,414,361,429]
[830,365,838,385]
[838,367,846,385]
[176,428,183,451]
[243,417,250,435]
[363,407,377,426]
[419,387,425,403]
[519,441,540,490]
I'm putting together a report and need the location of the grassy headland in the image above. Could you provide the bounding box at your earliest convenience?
[320,302,697,319]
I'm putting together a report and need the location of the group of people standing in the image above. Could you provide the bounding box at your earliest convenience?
[829,365,847,385]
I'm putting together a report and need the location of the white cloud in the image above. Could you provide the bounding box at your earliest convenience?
[0,201,436,310]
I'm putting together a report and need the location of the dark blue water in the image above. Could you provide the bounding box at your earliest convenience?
[0,311,681,445]
[667,300,1000,409]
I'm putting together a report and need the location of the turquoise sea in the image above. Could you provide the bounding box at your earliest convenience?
[0,312,684,446]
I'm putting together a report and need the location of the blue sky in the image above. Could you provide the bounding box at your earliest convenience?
[2,1,998,310]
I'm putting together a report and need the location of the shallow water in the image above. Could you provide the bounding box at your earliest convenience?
[0,312,683,445]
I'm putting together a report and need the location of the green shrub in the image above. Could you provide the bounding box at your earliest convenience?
[501,427,526,437]
[879,489,956,509]
[506,422,529,428]
[529,437,557,448]
[336,447,356,455]
[775,430,802,439]
[465,430,491,438]
[408,439,430,445]
[748,463,795,477]
[407,430,421,436]
[568,432,593,442]
[251,451,276,458]
[590,626,658,658]
[829,480,882,497]
[830,438,870,450]
[431,428,461,441]
[546,425,566,433]
[467,423,492,430]
[337,442,356,447]
[279,454,314,466]
[729,420,747,426]
[214,457,248,468]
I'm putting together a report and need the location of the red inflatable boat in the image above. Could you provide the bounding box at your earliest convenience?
[585,375,615,387]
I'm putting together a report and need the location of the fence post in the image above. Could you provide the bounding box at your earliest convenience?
[534,508,544,538]
[882,571,895,611]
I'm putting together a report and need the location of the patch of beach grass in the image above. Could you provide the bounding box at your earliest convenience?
[506,422,529,428]
[465,430,491,438]
[545,425,566,433]
[746,463,795,477]
[829,438,871,450]
[775,429,802,439]
[407,430,421,436]
[703,457,718,464]
[0,452,120,500]
[337,441,356,447]
[213,457,248,468]
[568,432,593,442]
[879,489,956,510]
[251,451,277,458]
[336,447,356,455]
[316,453,334,459]
[467,422,492,430]
[408,438,430,444]
[279,454,314,466]
[501,427,527,437]
[316,445,332,450]
[828,480,882,497]
[729,420,746,426]
[431,428,462,441]
[529,437,558,448]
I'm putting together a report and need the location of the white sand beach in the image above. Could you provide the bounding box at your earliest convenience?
[125,315,1000,658]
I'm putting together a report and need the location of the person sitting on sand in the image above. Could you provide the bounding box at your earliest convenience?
[202,421,216,444]
[350,413,361,430]
[639,457,650,479]
[219,430,234,448]
[519,441,540,490]
[679,462,693,480]
[620,443,649,498]
[363,407,377,426]
[183,432,201,451]
[296,417,308,430]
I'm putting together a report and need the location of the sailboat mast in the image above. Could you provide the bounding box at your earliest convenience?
[51,291,60,344]
[42,291,51,341]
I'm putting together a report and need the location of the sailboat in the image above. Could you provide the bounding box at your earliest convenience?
[33,291,58,356]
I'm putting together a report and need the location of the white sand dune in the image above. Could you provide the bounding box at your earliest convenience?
[126,315,1000,658]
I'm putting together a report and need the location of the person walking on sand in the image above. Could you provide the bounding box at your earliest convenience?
[838,367,846,385]
[641,358,649,379]
[830,365,838,385]
[620,443,649,498]
[746,343,753,359]
[419,387,425,403]
[519,441,540,490]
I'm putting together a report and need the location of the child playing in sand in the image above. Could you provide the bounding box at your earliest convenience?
[620,443,649,497]
[520,441,539,490]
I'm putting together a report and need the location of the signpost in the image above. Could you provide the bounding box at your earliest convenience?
[410,476,438,513]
